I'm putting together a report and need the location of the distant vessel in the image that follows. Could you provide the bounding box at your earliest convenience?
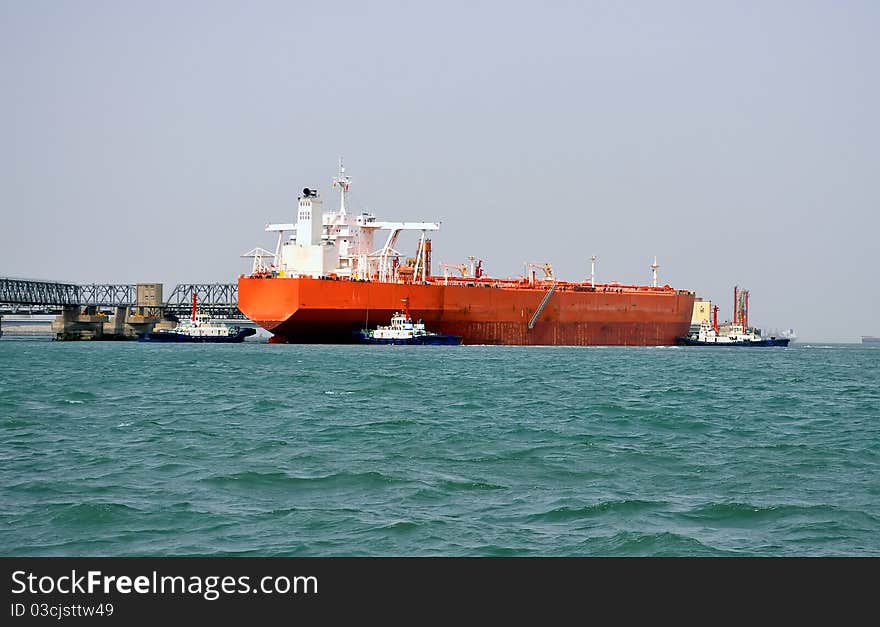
[778,328,797,344]
[356,299,462,345]
[862,336,880,344]
[676,287,790,347]
[137,294,255,343]
[762,327,797,344]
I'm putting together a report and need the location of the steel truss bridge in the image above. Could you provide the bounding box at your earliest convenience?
[163,283,242,319]
[0,278,244,319]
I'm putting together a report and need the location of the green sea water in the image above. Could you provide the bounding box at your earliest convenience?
[1,339,877,556]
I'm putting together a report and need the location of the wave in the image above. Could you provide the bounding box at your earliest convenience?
[527,499,663,522]
[252,398,286,411]
[55,390,97,404]
[680,501,878,525]
[1,418,36,429]
[376,520,420,533]
[435,478,506,492]
[200,470,405,490]
[593,531,730,556]
[48,502,143,525]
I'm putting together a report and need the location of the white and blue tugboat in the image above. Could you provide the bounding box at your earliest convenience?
[356,299,461,345]
[137,294,255,343]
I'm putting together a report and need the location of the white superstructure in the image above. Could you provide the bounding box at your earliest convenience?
[167,313,241,338]
[259,159,440,282]
[688,320,764,344]
[369,311,429,340]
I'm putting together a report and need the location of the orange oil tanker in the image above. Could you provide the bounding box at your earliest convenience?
[238,161,695,345]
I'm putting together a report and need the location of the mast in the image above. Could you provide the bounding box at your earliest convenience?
[331,156,351,218]
[651,256,659,288]
[733,286,738,326]
[191,292,197,322]
[732,285,750,329]
[419,230,427,283]
[591,255,598,287]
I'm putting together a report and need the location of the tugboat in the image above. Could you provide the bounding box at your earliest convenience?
[676,319,791,346]
[356,298,462,345]
[137,294,256,343]
[676,287,790,347]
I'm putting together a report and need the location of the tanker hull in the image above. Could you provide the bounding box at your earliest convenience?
[238,277,695,346]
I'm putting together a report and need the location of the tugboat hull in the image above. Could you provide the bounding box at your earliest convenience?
[675,336,790,347]
[137,328,256,343]
[354,331,462,345]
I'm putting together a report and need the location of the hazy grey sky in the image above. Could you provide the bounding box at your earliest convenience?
[2,1,877,341]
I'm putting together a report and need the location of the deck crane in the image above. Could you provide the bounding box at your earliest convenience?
[440,262,469,285]
[524,262,554,285]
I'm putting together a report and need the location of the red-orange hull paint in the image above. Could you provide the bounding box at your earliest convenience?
[238,277,695,346]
